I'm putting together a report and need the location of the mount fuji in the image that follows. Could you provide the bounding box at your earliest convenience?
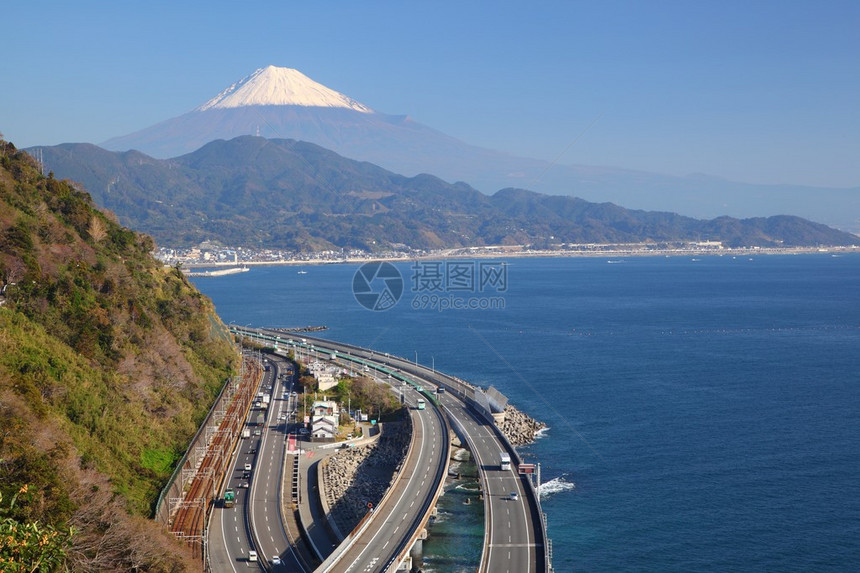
[102,65,501,187]
[101,66,860,232]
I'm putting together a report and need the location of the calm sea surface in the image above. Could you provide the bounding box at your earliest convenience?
[192,254,860,571]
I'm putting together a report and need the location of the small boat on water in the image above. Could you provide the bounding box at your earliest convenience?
[297,270,308,275]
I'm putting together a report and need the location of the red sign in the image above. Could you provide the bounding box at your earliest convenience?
[518,464,536,474]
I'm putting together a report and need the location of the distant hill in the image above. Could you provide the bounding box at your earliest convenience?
[0,139,236,571]
[98,65,860,233]
[31,137,859,251]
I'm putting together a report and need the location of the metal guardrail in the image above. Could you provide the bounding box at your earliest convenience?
[387,394,451,572]
[347,344,552,573]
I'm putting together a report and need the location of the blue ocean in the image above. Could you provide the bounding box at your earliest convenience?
[192,254,860,571]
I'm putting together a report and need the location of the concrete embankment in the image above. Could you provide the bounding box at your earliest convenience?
[183,266,249,277]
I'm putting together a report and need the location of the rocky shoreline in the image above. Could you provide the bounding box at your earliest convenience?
[321,418,412,533]
[499,404,547,446]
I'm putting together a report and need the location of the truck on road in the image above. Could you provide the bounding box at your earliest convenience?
[223,488,235,508]
[500,452,511,471]
[416,399,426,410]
[241,427,251,439]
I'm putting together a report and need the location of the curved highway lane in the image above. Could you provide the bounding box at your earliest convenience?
[258,329,546,573]
[231,326,546,573]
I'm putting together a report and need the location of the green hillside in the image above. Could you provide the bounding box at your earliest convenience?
[32,136,860,250]
[0,138,237,571]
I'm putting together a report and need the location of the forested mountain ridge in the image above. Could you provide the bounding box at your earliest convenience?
[33,136,859,251]
[0,138,237,571]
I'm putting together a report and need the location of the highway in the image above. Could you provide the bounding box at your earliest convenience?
[254,328,546,573]
[443,395,538,573]
[324,383,446,573]
[208,354,310,572]
[227,326,547,572]
[241,330,450,573]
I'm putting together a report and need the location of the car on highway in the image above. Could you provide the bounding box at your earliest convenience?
[244,463,252,471]
[248,550,257,562]
[272,556,282,566]
[509,491,519,501]
[248,447,257,454]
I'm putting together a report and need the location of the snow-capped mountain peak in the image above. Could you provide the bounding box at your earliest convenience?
[196,65,373,113]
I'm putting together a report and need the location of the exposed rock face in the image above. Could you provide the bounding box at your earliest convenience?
[322,418,412,533]
[499,405,547,446]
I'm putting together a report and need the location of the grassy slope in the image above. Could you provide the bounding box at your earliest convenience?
[0,139,237,571]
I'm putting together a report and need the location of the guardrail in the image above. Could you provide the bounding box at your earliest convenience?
[334,343,551,573]
[315,399,423,572]
[387,394,451,572]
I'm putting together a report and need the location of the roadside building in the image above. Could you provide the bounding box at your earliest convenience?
[311,399,339,442]
[309,360,339,391]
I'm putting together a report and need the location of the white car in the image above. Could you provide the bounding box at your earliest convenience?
[272,556,282,566]
[248,550,257,562]
[509,491,519,501]
[244,463,252,471]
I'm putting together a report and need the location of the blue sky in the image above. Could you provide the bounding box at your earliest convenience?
[2,1,859,187]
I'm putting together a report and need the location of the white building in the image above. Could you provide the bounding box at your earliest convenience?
[311,399,339,442]
[308,360,339,391]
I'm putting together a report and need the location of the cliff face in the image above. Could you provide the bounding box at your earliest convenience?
[0,139,237,571]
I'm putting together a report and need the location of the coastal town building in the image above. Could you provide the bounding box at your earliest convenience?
[308,360,339,391]
[311,399,339,442]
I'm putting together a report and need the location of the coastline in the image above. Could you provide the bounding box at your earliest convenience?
[170,244,860,270]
